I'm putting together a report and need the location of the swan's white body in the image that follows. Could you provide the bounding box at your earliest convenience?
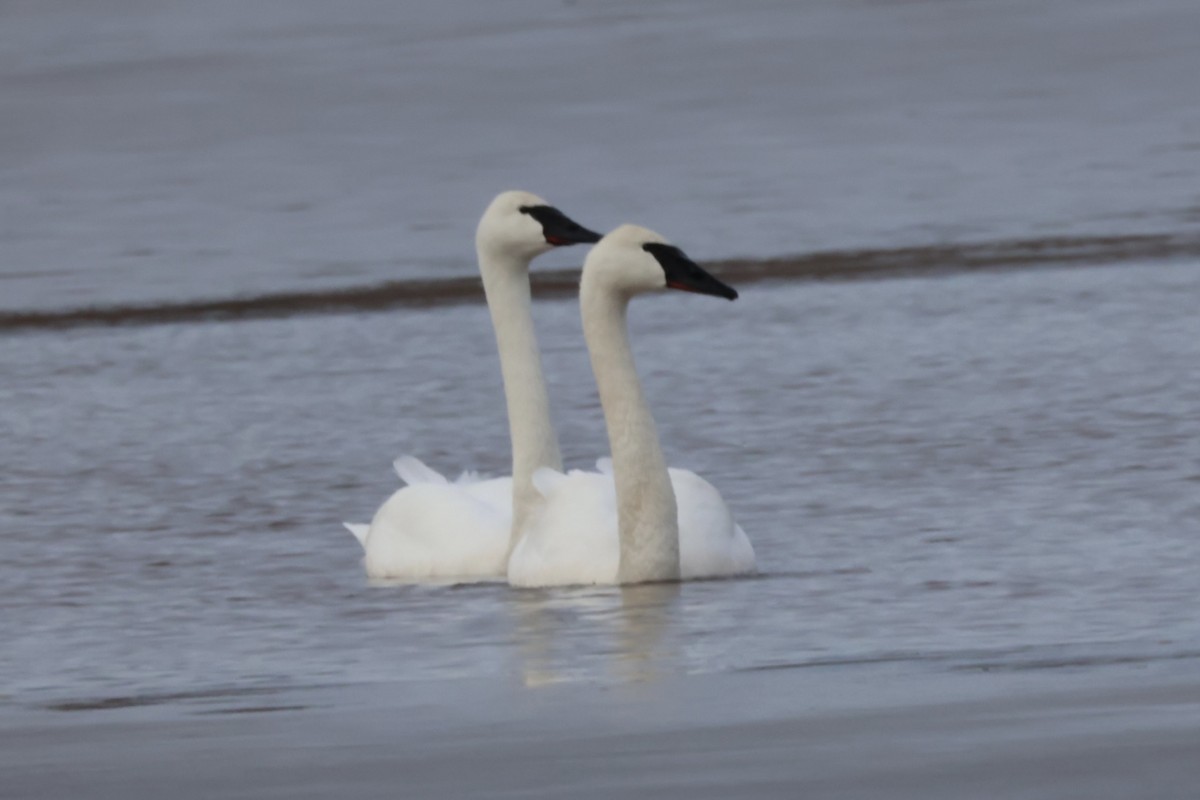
[345,458,512,580]
[508,226,756,587]
[344,191,596,581]
[508,459,756,586]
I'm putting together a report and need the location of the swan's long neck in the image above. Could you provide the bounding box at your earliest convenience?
[479,248,563,554]
[580,277,680,583]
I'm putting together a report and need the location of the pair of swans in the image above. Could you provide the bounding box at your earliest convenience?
[345,191,755,586]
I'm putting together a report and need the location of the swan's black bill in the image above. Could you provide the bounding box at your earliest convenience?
[519,205,602,246]
[642,243,738,301]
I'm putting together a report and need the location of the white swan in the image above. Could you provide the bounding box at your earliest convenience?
[508,225,756,587]
[345,191,601,580]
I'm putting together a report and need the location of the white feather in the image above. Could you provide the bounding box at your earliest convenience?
[359,476,513,580]
[343,522,370,548]
[393,455,448,486]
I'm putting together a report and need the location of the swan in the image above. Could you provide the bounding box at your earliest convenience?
[344,191,601,580]
[508,225,757,587]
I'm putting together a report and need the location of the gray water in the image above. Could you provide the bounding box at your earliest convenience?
[3,0,1200,312]
[4,258,1199,706]
[3,0,1200,714]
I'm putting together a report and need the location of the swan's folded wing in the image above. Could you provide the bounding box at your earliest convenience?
[462,475,513,511]
[362,483,510,579]
[669,468,757,577]
[508,470,620,587]
[393,455,449,486]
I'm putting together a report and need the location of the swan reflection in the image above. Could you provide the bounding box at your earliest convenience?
[510,582,680,686]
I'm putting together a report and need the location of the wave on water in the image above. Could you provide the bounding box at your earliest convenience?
[3,232,1198,333]
[741,643,1200,676]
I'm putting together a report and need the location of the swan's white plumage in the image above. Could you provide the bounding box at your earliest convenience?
[360,476,512,580]
[344,455,513,579]
[508,466,755,587]
[343,190,597,581]
[670,469,756,578]
[507,224,756,588]
[393,455,448,486]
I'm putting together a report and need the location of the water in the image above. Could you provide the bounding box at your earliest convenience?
[3,259,1199,705]
[5,7,1200,798]
[3,0,1200,312]
[3,0,1200,714]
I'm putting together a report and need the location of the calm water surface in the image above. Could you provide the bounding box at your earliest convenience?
[3,259,1199,705]
[3,0,1200,311]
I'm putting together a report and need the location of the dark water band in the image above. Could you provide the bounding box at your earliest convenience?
[3,232,1197,333]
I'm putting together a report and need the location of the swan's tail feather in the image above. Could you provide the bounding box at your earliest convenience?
[531,466,568,498]
[393,456,449,486]
[343,522,370,548]
[455,469,482,484]
[595,456,614,475]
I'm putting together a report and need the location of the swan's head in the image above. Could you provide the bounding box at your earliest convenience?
[476,190,601,263]
[582,224,738,301]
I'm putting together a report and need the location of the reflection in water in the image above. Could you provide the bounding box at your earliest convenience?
[509,583,680,687]
[613,584,680,683]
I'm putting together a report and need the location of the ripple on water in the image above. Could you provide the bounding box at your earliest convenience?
[2,260,1200,704]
